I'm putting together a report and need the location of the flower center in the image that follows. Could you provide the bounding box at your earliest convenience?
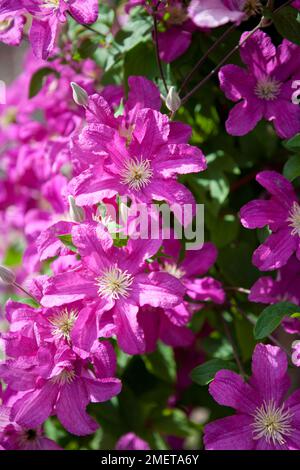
[42,0,60,10]
[120,158,153,191]
[252,400,293,445]
[162,262,185,279]
[25,429,37,441]
[254,76,281,101]
[0,18,12,32]
[96,266,134,300]
[243,0,263,16]
[49,308,78,342]
[52,369,76,386]
[287,201,300,236]
[17,429,38,447]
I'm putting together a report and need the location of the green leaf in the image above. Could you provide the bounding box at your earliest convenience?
[191,359,236,386]
[284,133,300,151]
[234,316,257,362]
[143,342,176,383]
[257,226,272,244]
[272,6,300,46]
[114,9,152,55]
[112,235,128,248]
[57,234,77,253]
[254,302,300,340]
[124,42,157,85]
[283,154,300,181]
[207,213,240,248]
[29,67,60,98]
[77,38,99,59]
[218,242,260,288]
[118,386,143,433]
[3,243,24,267]
[196,152,240,205]
[15,297,40,308]
[154,409,194,438]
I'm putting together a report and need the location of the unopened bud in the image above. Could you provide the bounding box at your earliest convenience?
[0,265,16,285]
[165,86,181,113]
[69,196,85,223]
[70,82,88,108]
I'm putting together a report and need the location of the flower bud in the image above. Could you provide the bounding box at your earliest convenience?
[165,86,181,113]
[68,195,85,223]
[0,265,16,285]
[70,82,88,108]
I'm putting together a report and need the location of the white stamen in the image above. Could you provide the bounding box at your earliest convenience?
[162,262,185,279]
[252,400,293,445]
[50,308,78,342]
[42,0,60,9]
[243,0,263,16]
[254,76,281,101]
[0,19,12,32]
[120,158,153,191]
[287,202,300,236]
[51,369,76,386]
[96,266,134,300]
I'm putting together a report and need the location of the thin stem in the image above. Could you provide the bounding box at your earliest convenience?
[181,21,262,106]
[152,5,168,94]
[80,23,103,36]
[180,0,294,107]
[273,0,294,14]
[67,12,101,36]
[221,315,247,376]
[13,282,40,305]
[179,23,236,94]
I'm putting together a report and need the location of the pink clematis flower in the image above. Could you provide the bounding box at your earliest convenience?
[219,30,300,138]
[204,343,300,450]
[249,256,300,334]
[0,13,25,46]
[126,0,196,63]
[137,239,224,352]
[156,0,197,63]
[0,0,99,59]
[158,239,225,304]
[0,405,62,450]
[2,299,89,358]
[240,171,300,271]
[70,77,206,224]
[188,0,253,28]
[115,432,150,450]
[0,342,121,436]
[41,225,185,354]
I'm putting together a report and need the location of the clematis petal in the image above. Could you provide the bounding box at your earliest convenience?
[56,380,98,436]
[204,414,254,450]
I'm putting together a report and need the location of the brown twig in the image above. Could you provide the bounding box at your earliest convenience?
[180,0,295,106]
[181,21,263,106]
[179,23,236,94]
